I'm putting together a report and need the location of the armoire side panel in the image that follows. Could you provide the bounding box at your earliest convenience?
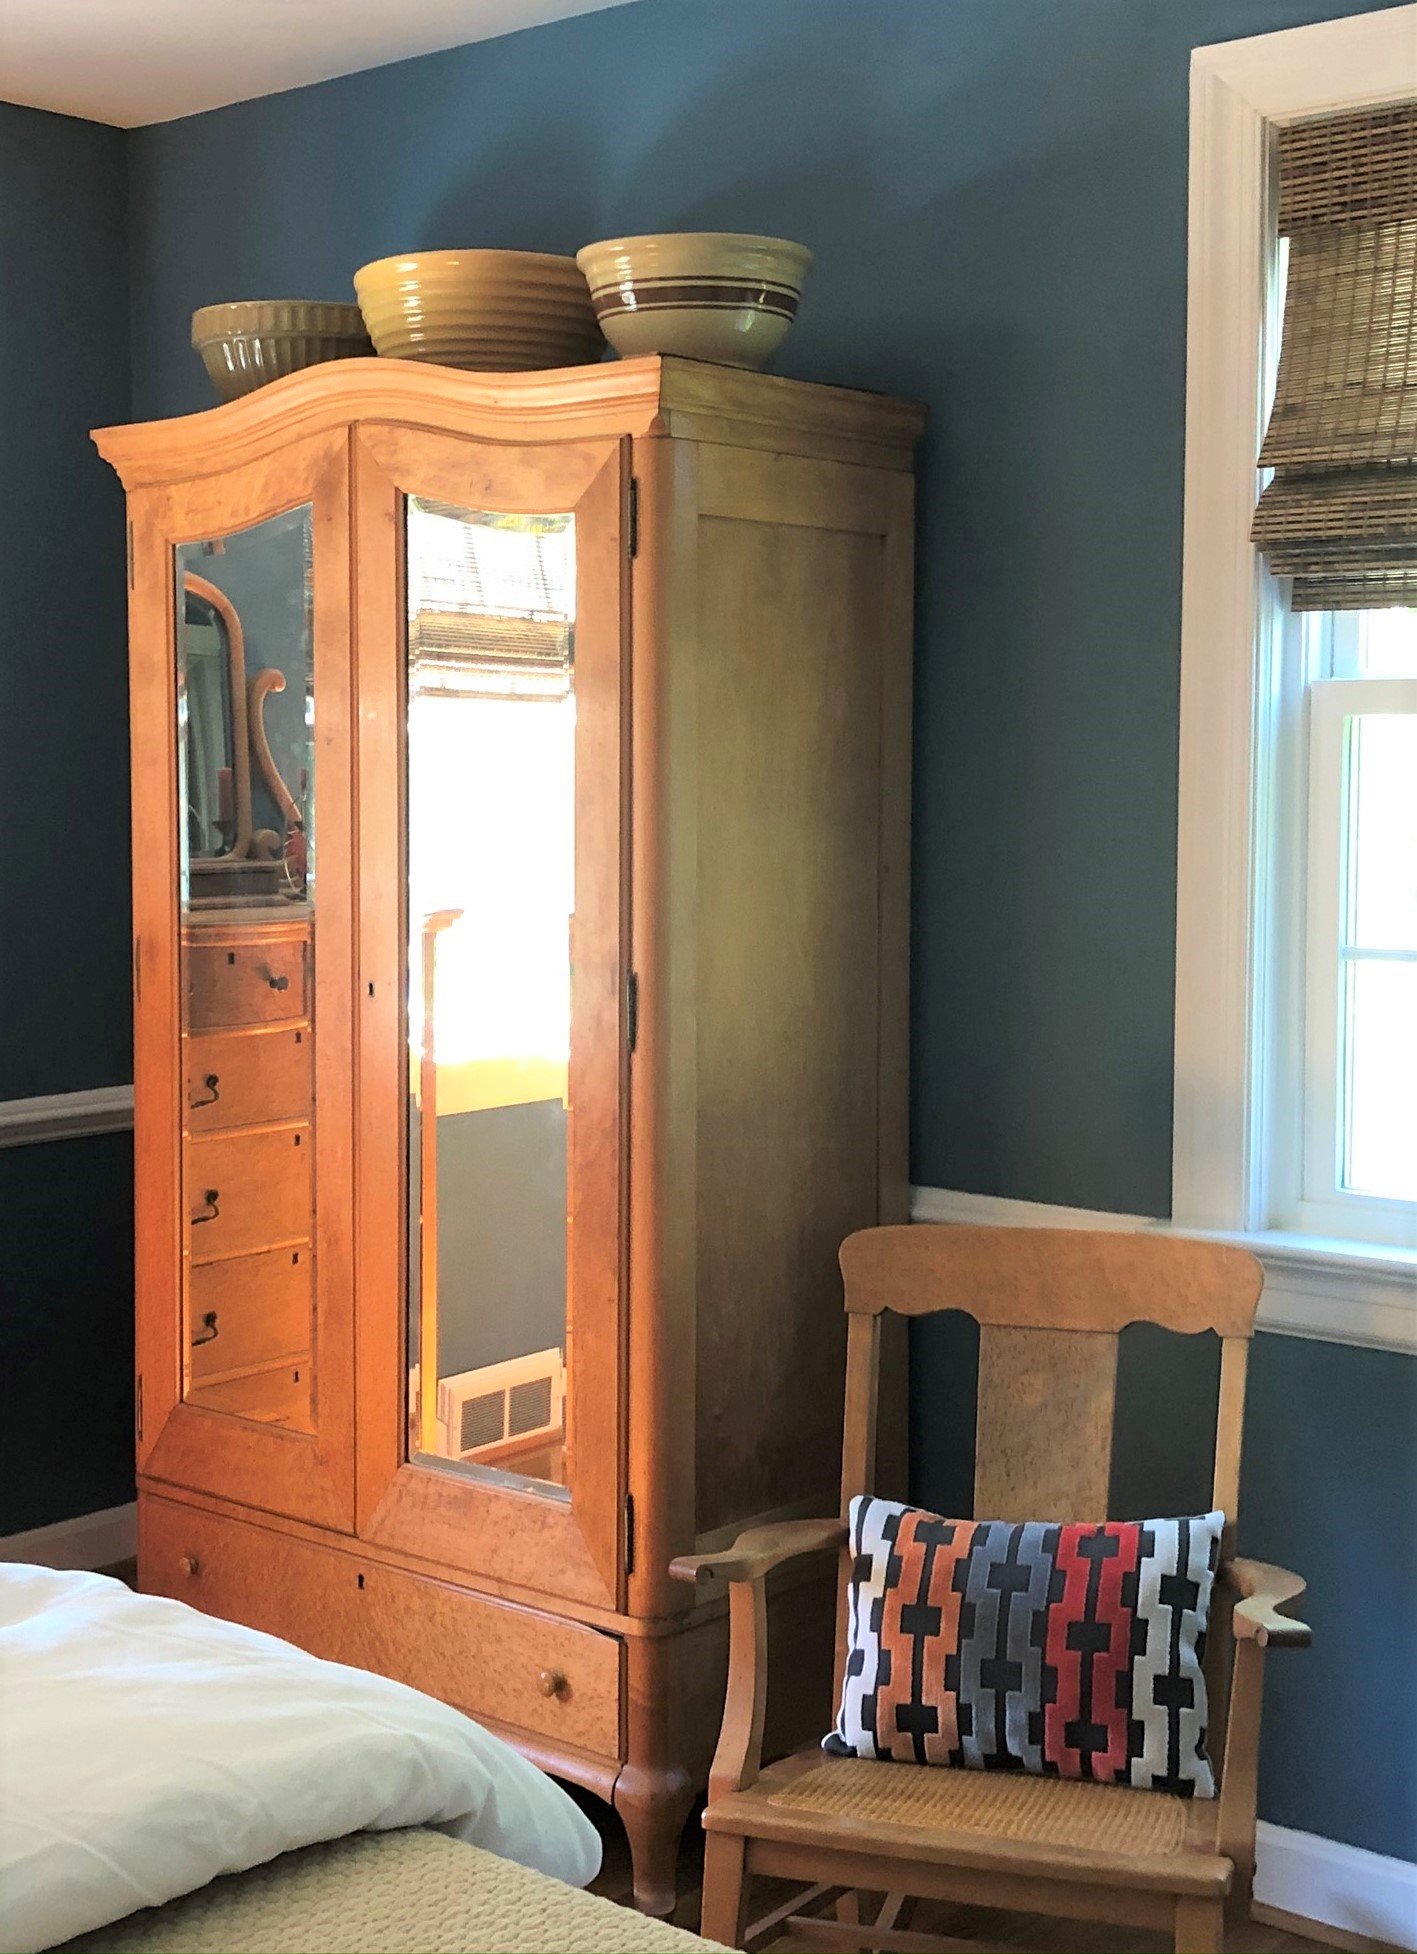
[692,500,888,1540]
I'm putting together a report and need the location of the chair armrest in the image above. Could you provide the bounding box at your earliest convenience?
[1216,1559,1309,1874]
[669,1517,847,1587]
[671,1517,846,1802]
[1224,1557,1311,1648]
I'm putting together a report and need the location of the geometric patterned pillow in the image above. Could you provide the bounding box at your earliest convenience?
[825,1496,1223,1798]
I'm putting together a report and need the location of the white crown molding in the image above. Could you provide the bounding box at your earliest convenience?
[1255,1821,1417,1953]
[0,1086,134,1150]
[1172,9,1417,1236]
[0,1502,136,1572]
[909,1187,1416,1357]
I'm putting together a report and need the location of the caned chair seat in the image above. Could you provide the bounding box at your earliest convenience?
[703,1748,1230,1898]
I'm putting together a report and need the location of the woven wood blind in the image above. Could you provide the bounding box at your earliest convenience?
[1252,102,1417,610]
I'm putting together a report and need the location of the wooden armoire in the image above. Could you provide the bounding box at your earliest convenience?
[95,355,922,1910]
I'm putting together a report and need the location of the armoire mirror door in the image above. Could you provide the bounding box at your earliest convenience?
[353,428,629,1612]
[129,430,355,1532]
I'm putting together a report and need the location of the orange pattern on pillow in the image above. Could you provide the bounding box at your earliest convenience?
[872,1512,978,1767]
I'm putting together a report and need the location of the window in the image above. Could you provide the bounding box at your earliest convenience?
[1270,608,1417,1246]
[1252,97,1417,1254]
[405,501,576,1090]
[1175,9,1417,1350]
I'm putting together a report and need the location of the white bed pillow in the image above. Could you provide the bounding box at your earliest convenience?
[0,1564,601,1952]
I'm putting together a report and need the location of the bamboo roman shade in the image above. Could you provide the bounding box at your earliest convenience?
[1252,102,1417,609]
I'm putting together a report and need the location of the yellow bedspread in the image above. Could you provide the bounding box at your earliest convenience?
[53,1829,721,1954]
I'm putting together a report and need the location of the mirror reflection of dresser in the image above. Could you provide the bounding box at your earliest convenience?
[182,908,313,1428]
[177,514,316,1432]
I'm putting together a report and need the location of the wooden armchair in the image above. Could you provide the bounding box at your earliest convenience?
[671,1225,1309,1954]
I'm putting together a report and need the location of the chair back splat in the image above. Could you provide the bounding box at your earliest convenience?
[837,1223,1261,1514]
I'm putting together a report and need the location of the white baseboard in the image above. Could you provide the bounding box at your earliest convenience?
[1256,1820,1417,1950]
[0,1084,134,1149]
[0,1501,136,1570]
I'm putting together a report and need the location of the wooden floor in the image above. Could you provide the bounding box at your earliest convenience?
[584,1799,1345,1952]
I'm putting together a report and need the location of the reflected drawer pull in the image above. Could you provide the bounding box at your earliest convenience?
[191,1310,219,1347]
[188,1073,221,1109]
[537,1669,568,1699]
[260,969,290,992]
[191,1188,220,1224]
[180,1554,201,1577]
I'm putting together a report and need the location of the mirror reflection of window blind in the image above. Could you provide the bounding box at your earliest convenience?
[1251,102,1417,609]
[407,499,574,698]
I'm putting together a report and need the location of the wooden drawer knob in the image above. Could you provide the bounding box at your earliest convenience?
[179,1553,201,1577]
[537,1668,567,1699]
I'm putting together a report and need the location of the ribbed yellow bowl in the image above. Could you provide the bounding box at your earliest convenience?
[575,233,812,368]
[192,301,372,400]
[354,251,603,370]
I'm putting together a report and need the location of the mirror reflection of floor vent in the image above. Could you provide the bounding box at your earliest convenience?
[509,1375,552,1437]
[459,1391,505,1453]
[435,1347,565,1464]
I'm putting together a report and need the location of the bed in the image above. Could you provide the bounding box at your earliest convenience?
[0,1565,714,1954]
[50,1831,715,1953]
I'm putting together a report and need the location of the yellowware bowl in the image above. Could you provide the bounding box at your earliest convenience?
[575,232,812,369]
[353,250,604,370]
[192,301,372,401]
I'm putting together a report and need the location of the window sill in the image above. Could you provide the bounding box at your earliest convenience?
[1159,1225,1416,1355]
[909,1190,1415,1357]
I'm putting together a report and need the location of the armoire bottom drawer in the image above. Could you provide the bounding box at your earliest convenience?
[140,1495,623,1760]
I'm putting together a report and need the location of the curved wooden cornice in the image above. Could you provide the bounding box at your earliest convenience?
[92,354,925,488]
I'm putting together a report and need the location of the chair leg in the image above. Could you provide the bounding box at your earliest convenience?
[875,1893,913,1933]
[831,1887,864,1954]
[1175,1897,1225,1953]
[701,1833,750,1949]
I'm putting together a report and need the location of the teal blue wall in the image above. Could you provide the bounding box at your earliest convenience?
[0,102,131,1095]
[0,102,134,1536]
[5,0,1414,1866]
[1241,1339,1416,1857]
[0,1134,136,1532]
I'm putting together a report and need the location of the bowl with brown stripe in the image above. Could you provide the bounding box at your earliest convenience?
[575,232,811,369]
[353,250,604,370]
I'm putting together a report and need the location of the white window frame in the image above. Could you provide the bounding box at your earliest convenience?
[1173,7,1417,1352]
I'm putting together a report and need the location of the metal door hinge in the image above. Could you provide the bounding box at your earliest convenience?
[627,476,639,559]
[126,521,134,588]
[625,970,639,1053]
[135,1373,143,1447]
[623,1493,636,1576]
